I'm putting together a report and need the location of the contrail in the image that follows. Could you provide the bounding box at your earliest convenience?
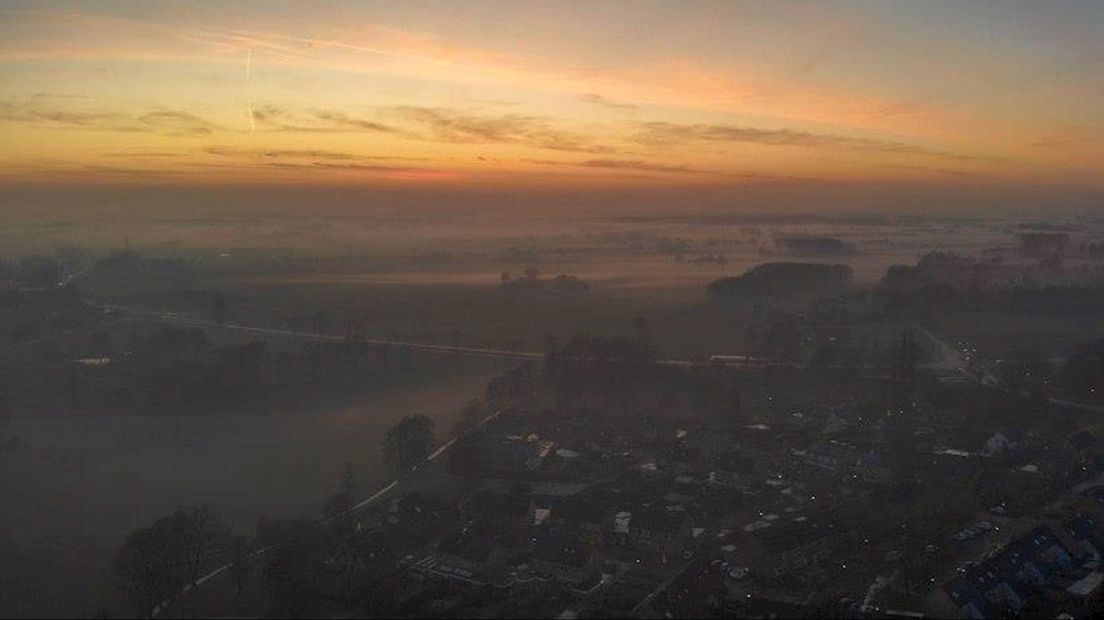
[247,48,255,133]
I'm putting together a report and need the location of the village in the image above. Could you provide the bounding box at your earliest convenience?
[236,351,1104,619]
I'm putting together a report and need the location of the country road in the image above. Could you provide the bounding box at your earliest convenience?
[83,298,547,361]
[80,298,781,368]
[914,321,1104,412]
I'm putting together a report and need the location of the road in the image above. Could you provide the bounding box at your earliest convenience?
[915,321,1104,412]
[81,298,784,368]
[83,299,547,362]
[0,323,106,356]
[912,322,1006,389]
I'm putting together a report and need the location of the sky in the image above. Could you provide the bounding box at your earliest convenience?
[0,0,1101,214]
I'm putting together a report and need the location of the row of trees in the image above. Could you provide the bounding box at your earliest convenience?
[707,262,852,302]
[499,268,591,294]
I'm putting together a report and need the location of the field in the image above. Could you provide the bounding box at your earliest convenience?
[59,211,1027,362]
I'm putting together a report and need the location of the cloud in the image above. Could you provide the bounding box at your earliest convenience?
[385,106,618,153]
[578,93,637,111]
[204,146,428,162]
[200,144,438,174]
[137,110,219,135]
[525,158,801,181]
[876,163,974,177]
[527,158,702,174]
[260,160,447,178]
[106,151,183,158]
[310,110,399,134]
[629,121,971,159]
[868,93,945,118]
[389,106,539,142]
[248,104,284,125]
[0,101,220,135]
[245,105,403,135]
[0,102,138,131]
[1028,135,1102,149]
[206,146,353,160]
[308,161,431,172]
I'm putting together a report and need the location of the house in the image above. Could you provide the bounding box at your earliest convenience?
[453,433,545,475]
[799,440,860,473]
[944,525,1077,619]
[982,432,1017,457]
[432,525,507,585]
[645,555,728,619]
[710,448,769,490]
[316,533,397,601]
[921,449,985,492]
[551,496,608,544]
[855,450,894,486]
[462,490,533,530]
[531,527,596,583]
[493,435,547,471]
[628,503,691,558]
[1066,572,1104,608]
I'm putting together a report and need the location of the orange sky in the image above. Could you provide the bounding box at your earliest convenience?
[0,1,1101,209]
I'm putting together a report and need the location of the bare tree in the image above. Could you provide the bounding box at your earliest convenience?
[113,504,232,616]
[383,414,435,474]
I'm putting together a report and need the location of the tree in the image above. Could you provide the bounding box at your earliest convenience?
[890,327,918,381]
[322,463,357,532]
[264,535,323,619]
[0,390,9,435]
[341,462,355,496]
[228,535,251,596]
[113,504,231,616]
[383,414,435,474]
[114,525,177,615]
[763,314,801,362]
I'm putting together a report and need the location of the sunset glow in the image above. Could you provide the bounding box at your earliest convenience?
[1,1,1102,202]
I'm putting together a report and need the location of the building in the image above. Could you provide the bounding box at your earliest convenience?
[944,525,1077,618]
[530,528,596,583]
[432,525,507,585]
[627,503,691,558]
[462,490,533,531]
